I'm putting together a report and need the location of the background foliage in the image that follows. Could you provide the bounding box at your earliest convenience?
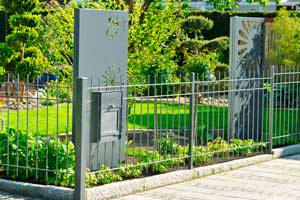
[268,9,300,66]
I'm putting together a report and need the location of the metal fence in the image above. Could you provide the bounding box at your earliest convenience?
[0,67,299,199]
[0,75,73,186]
[74,66,300,197]
[79,73,268,189]
[272,67,300,147]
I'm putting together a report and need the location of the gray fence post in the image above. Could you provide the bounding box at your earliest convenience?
[74,77,89,200]
[269,66,275,154]
[188,73,195,169]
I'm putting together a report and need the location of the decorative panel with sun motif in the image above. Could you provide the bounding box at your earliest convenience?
[229,17,265,140]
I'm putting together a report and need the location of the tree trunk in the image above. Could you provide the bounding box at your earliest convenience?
[20,80,25,102]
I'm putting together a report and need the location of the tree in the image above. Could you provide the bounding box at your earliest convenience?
[269,9,300,67]
[206,0,280,11]
[179,15,229,79]
[37,2,74,67]
[181,16,213,40]
[128,0,186,84]
[0,0,47,100]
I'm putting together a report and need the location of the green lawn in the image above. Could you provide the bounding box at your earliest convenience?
[0,104,72,136]
[127,101,300,146]
[128,101,228,131]
[1,101,299,146]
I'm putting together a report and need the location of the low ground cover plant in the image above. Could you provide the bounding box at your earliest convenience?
[0,128,266,187]
[0,128,74,186]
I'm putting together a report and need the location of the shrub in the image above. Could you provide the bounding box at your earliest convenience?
[158,132,179,155]
[0,128,75,186]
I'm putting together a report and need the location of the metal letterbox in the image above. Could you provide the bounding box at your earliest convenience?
[91,91,123,143]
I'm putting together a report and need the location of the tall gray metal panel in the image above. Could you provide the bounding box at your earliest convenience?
[73,9,128,170]
[229,17,265,140]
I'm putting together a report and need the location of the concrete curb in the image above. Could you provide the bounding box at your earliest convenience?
[0,144,300,200]
[0,178,73,200]
[272,144,300,159]
[86,154,273,199]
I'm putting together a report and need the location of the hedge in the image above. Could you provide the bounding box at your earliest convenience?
[0,12,8,42]
[188,11,278,39]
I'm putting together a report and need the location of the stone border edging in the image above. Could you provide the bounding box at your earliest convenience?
[272,144,300,159]
[0,144,300,200]
[86,154,273,199]
[0,178,73,200]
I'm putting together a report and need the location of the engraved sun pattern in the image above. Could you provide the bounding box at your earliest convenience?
[236,20,263,77]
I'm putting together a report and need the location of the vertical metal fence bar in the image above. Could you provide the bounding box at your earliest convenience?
[201,78,204,163]
[256,78,260,152]
[66,79,70,181]
[278,68,282,147]
[177,76,181,159]
[262,75,266,152]
[273,68,277,146]
[283,67,287,145]
[74,77,89,200]
[237,79,240,158]
[7,73,10,176]
[269,66,275,153]
[35,77,39,180]
[295,67,298,141]
[241,79,245,154]
[16,76,20,178]
[188,73,195,169]
[46,76,49,182]
[256,77,260,150]
[56,79,59,183]
[139,84,143,165]
[194,74,199,148]
[247,79,250,143]
[220,75,226,158]
[206,77,209,162]
[291,69,295,142]
[251,77,255,151]
[159,76,163,165]
[217,73,221,159]
[125,84,129,175]
[183,80,187,154]
[287,67,291,144]
[146,76,150,172]
[26,76,29,178]
[212,80,215,159]
[171,81,175,167]
[165,82,169,164]
[133,80,137,164]
[154,75,158,154]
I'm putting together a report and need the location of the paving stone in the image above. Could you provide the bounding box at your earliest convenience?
[114,154,300,200]
[0,191,40,200]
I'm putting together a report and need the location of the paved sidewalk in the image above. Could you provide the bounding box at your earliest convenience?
[116,154,300,200]
[1,154,300,200]
[0,190,40,200]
